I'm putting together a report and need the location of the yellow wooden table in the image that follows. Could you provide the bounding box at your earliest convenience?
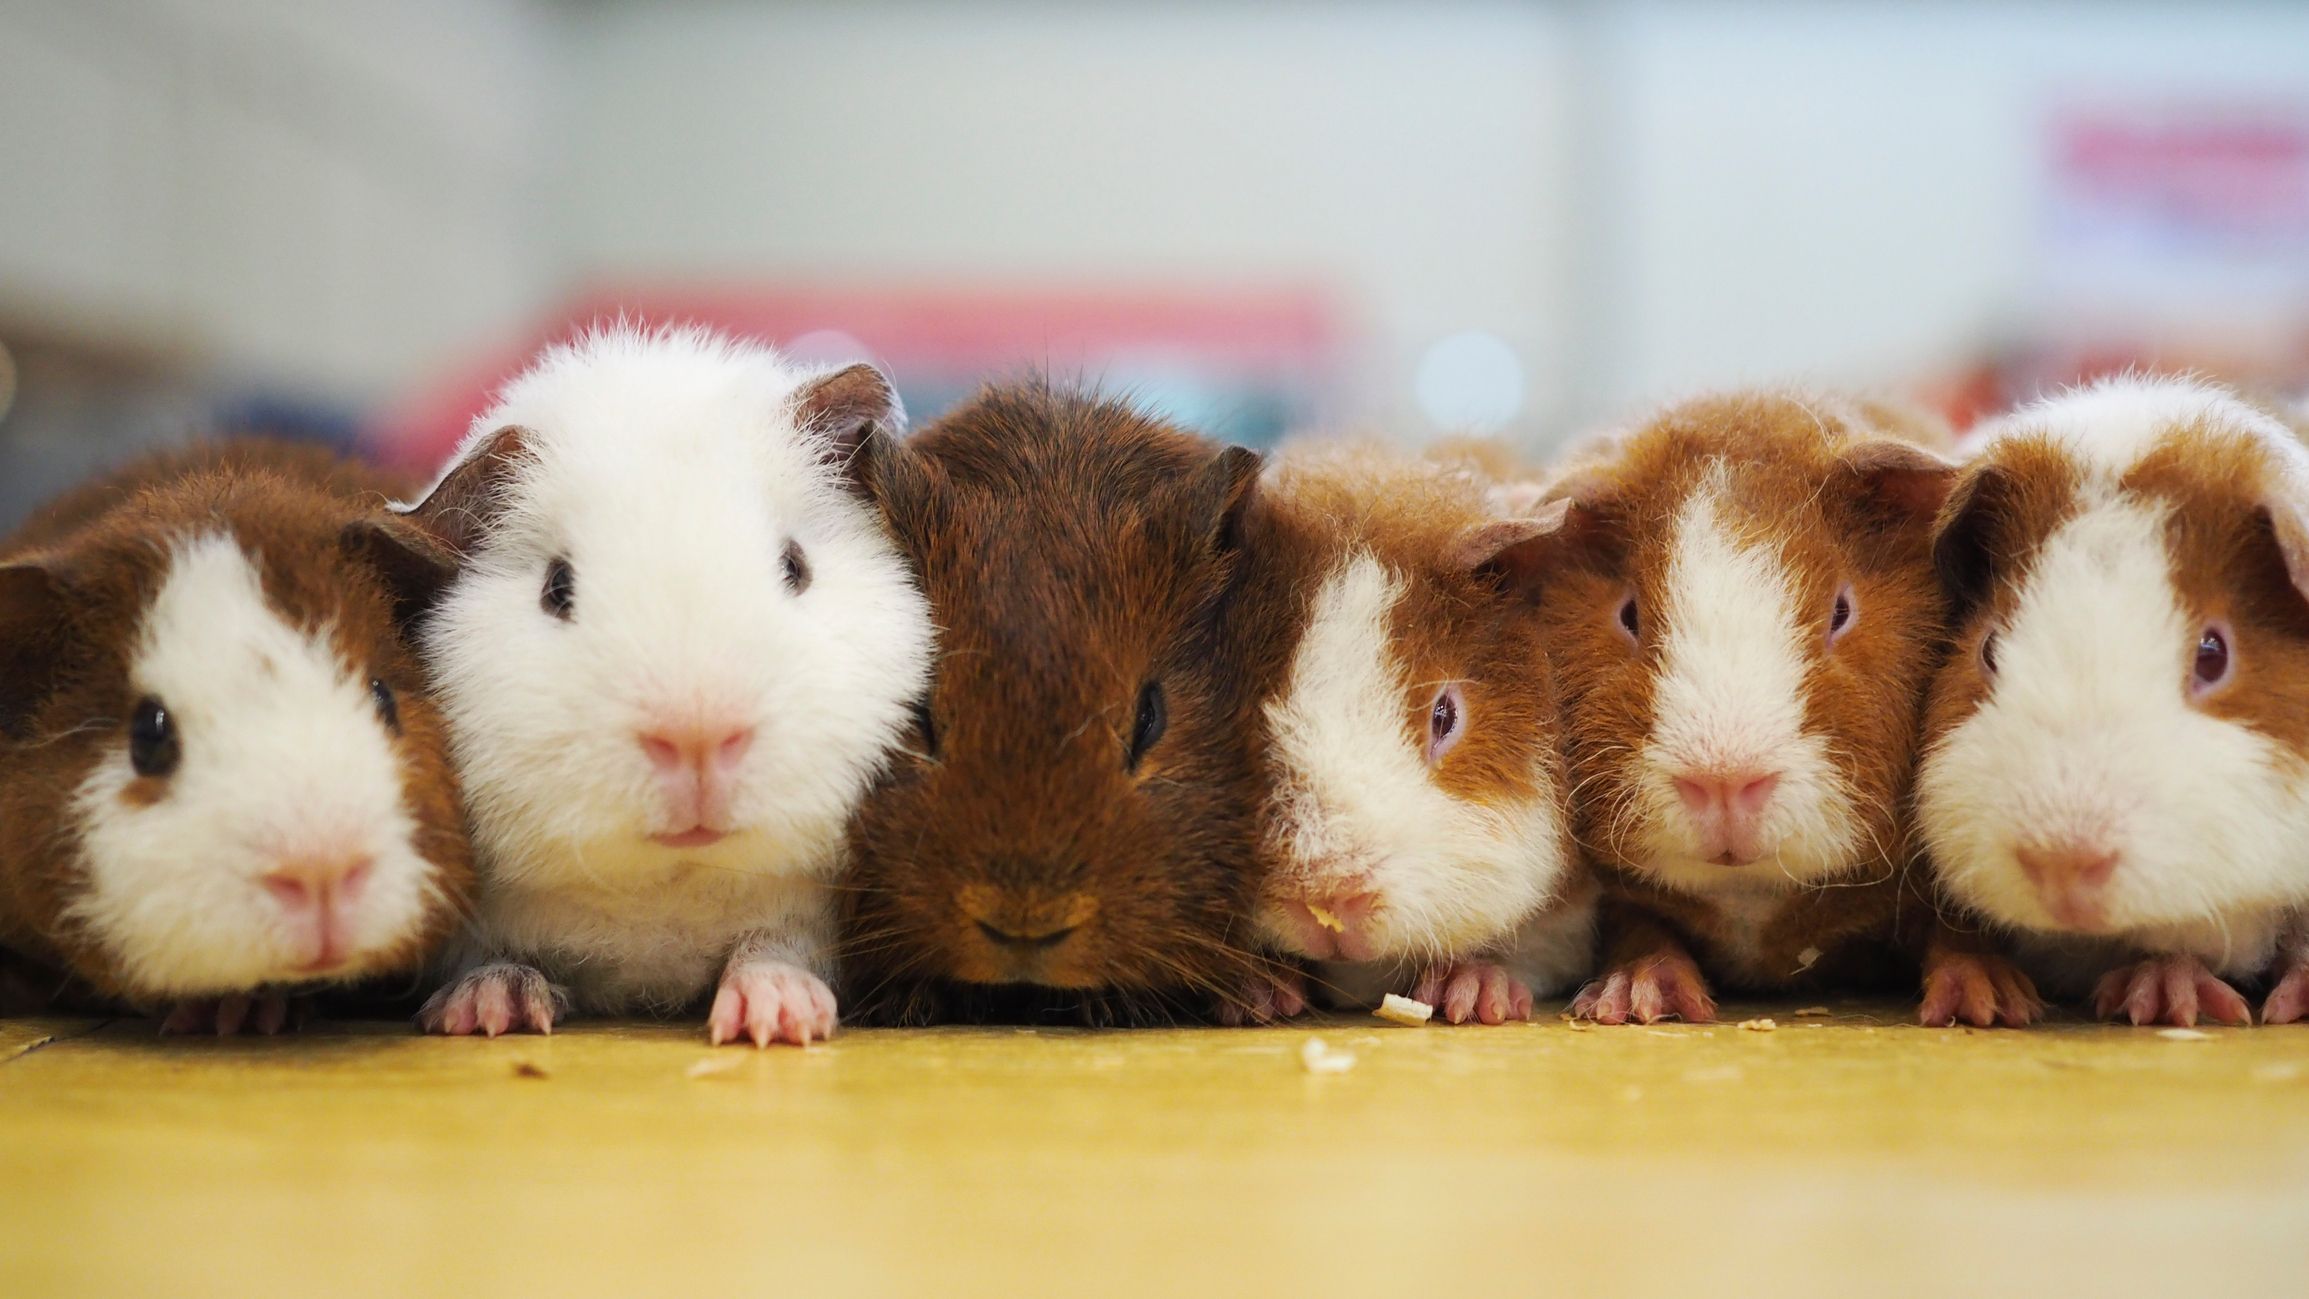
[2,1005,2304,1298]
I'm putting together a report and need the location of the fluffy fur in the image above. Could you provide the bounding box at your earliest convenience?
[401,326,932,1038]
[1918,375,2309,1022]
[0,441,471,1018]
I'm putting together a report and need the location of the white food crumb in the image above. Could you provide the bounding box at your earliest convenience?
[1374,993,1435,1026]
[686,1057,745,1079]
[2155,1028,2213,1042]
[1739,1018,1777,1032]
[1300,1038,1357,1074]
[2252,1063,2302,1082]
[1793,946,1823,973]
[1792,1006,1833,1018]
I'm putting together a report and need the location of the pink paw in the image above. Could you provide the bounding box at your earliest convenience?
[418,963,562,1037]
[707,959,836,1047]
[1919,950,2043,1028]
[1570,952,1716,1025]
[1218,968,1309,1026]
[1411,960,1533,1025]
[2263,963,2309,1026]
[2092,953,2252,1027]
[159,992,298,1036]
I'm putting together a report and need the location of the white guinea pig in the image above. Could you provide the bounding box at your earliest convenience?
[403,326,933,1046]
[1223,444,1594,1025]
[1918,375,2309,1027]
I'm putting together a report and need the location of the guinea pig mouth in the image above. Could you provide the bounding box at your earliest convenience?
[650,827,729,850]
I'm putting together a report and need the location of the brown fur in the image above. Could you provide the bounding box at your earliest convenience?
[1539,392,1956,994]
[0,440,472,1003]
[837,383,1268,1025]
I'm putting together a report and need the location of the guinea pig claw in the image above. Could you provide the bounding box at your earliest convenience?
[2091,954,2252,1028]
[1918,951,2043,1028]
[419,963,561,1037]
[1219,970,1310,1026]
[707,958,838,1048]
[2261,963,2309,1026]
[157,992,297,1037]
[1570,953,1715,1026]
[1412,961,1533,1025]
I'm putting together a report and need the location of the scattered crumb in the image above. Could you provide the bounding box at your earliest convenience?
[2156,1028,2213,1042]
[685,1056,746,1079]
[1792,1006,1833,1018]
[1300,1038,1357,1074]
[1306,902,1347,933]
[1793,946,1823,973]
[1564,1018,1594,1032]
[2252,1062,2303,1083]
[1374,993,1434,1026]
[1739,1018,1777,1033]
[511,1059,549,1079]
[1684,1065,1744,1084]
[1645,1029,1679,1038]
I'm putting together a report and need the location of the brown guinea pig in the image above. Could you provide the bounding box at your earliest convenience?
[1535,390,1960,1024]
[0,440,472,1033]
[1221,442,1593,1025]
[837,382,1268,1025]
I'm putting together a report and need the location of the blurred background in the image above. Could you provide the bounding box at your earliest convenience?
[3,0,2307,525]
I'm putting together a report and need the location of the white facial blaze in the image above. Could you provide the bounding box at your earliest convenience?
[1918,495,2309,962]
[1259,552,1564,960]
[1642,479,1859,887]
[68,536,439,996]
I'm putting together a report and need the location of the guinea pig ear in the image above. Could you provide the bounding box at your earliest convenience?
[2253,496,2309,617]
[795,363,906,495]
[1450,499,1571,601]
[1840,439,1960,529]
[1189,445,1264,554]
[397,424,530,560]
[1932,465,2011,619]
[339,516,462,628]
[0,562,78,738]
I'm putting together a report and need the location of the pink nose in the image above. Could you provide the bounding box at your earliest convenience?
[2015,840,2119,929]
[260,854,372,971]
[1284,889,1383,962]
[1670,767,1781,865]
[638,720,755,837]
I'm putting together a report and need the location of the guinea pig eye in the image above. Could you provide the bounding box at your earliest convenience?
[128,695,180,779]
[782,539,811,595]
[1426,683,1466,767]
[1126,681,1167,772]
[540,558,576,621]
[1827,584,1857,647]
[1616,594,1640,644]
[2191,624,2233,696]
[370,678,401,735]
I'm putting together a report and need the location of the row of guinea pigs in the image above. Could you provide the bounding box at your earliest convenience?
[4,325,2307,1043]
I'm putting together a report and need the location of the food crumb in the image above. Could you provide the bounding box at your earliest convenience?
[1793,946,1823,973]
[2155,1028,2213,1042]
[1374,993,1434,1026]
[1300,1038,1357,1074]
[1563,1018,1595,1032]
[510,1059,549,1079]
[1792,1006,1833,1018]
[1738,1018,1777,1032]
[1306,903,1346,933]
[2252,1063,2302,1082]
[685,1056,745,1079]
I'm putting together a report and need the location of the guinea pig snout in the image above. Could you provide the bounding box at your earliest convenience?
[258,851,373,973]
[2012,838,2120,932]
[1269,888,1384,962]
[635,713,757,845]
[1667,763,1781,866]
[957,885,1101,983]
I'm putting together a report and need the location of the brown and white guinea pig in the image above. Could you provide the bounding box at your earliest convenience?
[1222,442,1593,1025]
[1917,375,2309,1027]
[397,326,933,1047]
[838,381,1269,1026]
[1536,390,1961,1024]
[0,440,472,1033]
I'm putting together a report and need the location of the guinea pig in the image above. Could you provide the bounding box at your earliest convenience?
[0,439,472,1033]
[837,381,1270,1026]
[397,326,933,1046]
[1222,442,1594,1025]
[1917,375,2309,1027]
[1536,390,1964,1024]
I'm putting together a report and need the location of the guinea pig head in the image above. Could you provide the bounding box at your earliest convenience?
[398,329,933,891]
[0,470,470,1000]
[1242,451,1573,966]
[1917,378,2309,944]
[842,385,1264,1002]
[1539,392,1957,895]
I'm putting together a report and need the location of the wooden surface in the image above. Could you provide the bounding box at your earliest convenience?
[2,1005,2305,1298]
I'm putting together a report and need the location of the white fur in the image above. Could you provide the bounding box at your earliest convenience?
[1919,393,2309,981]
[1635,473,1863,892]
[1974,374,2309,489]
[68,536,441,996]
[1258,552,1571,967]
[416,326,934,1012]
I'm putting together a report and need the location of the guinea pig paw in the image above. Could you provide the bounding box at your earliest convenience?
[1218,970,1309,1027]
[2091,954,2253,1028]
[1571,954,1715,1026]
[707,959,838,1048]
[1917,951,2043,1029]
[2260,963,2309,1026]
[418,963,562,1037]
[158,992,299,1037]
[1411,961,1532,1026]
